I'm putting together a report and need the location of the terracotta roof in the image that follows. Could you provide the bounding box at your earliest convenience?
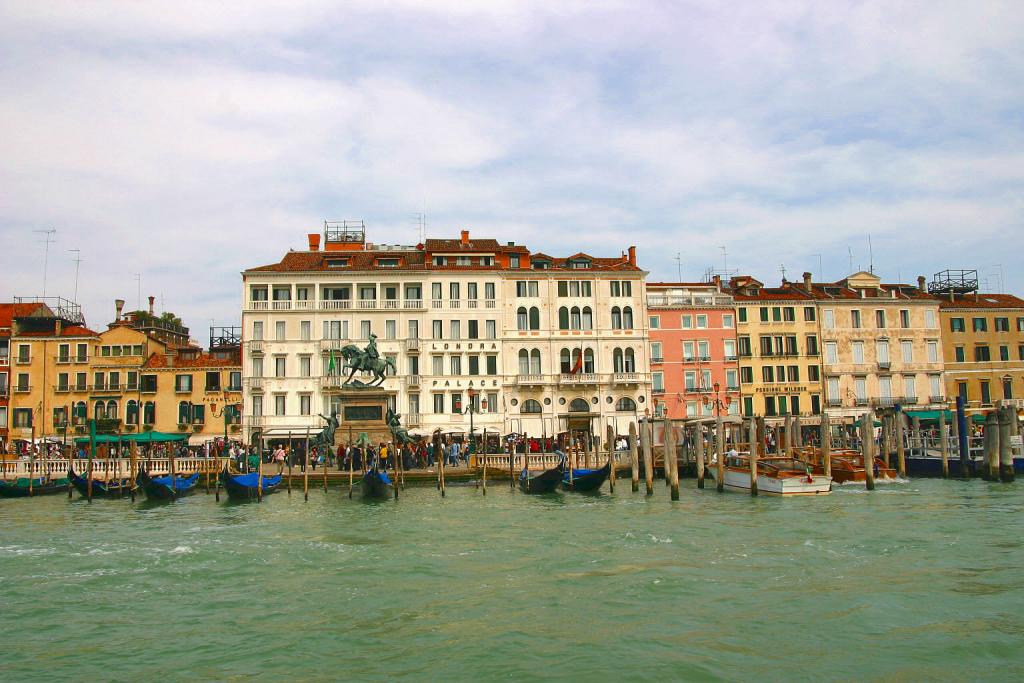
[143,351,240,369]
[732,287,814,302]
[15,324,98,338]
[799,281,937,301]
[0,303,49,329]
[425,238,528,253]
[248,250,428,273]
[938,293,1024,310]
[647,282,720,288]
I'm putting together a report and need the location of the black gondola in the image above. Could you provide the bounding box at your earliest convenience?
[136,470,200,501]
[361,468,394,499]
[220,467,282,501]
[518,461,564,494]
[0,477,71,498]
[68,466,132,499]
[561,462,611,492]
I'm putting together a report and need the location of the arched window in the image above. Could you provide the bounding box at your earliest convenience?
[126,400,139,426]
[581,306,593,330]
[143,401,156,425]
[613,348,624,373]
[569,398,590,412]
[529,306,540,330]
[571,347,582,371]
[521,399,542,414]
[73,401,86,425]
[517,307,528,331]
[106,400,118,421]
[584,348,595,373]
[616,397,637,412]
[518,349,530,375]
[560,348,572,373]
[558,307,569,330]
[570,306,581,330]
[529,349,542,375]
[611,306,622,329]
[624,348,636,372]
[94,401,106,420]
[178,401,191,424]
[622,306,633,329]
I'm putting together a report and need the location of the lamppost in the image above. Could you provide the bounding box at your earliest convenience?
[702,381,732,417]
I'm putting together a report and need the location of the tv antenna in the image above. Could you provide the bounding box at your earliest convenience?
[674,252,682,281]
[868,234,874,274]
[720,246,728,273]
[134,273,142,310]
[68,249,82,302]
[33,228,56,297]
[780,264,788,281]
[847,246,853,274]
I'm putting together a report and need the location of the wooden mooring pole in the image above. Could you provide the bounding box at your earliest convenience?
[629,422,639,492]
[998,407,1014,483]
[939,410,950,479]
[984,411,999,481]
[641,420,654,495]
[665,420,679,501]
[896,412,907,477]
[748,417,759,496]
[606,424,616,494]
[715,414,725,493]
[821,411,831,478]
[695,425,705,489]
[862,412,875,491]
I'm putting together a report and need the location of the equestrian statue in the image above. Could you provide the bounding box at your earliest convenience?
[339,334,396,388]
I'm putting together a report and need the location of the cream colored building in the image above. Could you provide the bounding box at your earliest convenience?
[240,223,650,445]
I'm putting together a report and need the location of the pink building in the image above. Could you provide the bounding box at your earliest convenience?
[647,282,740,420]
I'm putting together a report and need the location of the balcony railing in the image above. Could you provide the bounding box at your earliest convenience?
[405,338,420,353]
[559,373,599,385]
[382,300,400,309]
[14,385,31,393]
[15,356,32,365]
[827,398,842,407]
[406,413,422,426]
[466,300,478,309]
[431,299,443,309]
[319,376,347,390]
[55,385,70,393]
[405,299,424,309]
[56,356,71,365]
[878,360,891,370]
[404,375,421,388]
[244,377,264,391]
[485,299,496,308]
[250,301,269,310]
[271,301,292,311]
[319,339,348,354]
[294,300,313,310]
[320,300,352,310]
[357,300,377,309]
[248,340,264,354]
[611,372,640,385]
[871,397,899,407]
[930,395,946,404]
[515,374,546,386]
[651,357,664,363]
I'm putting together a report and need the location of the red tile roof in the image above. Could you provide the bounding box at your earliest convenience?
[425,238,529,253]
[938,293,1024,310]
[16,324,98,338]
[0,303,48,329]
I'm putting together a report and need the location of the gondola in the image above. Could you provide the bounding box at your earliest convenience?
[561,462,611,492]
[220,467,282,501]
[68,466,132,499]
[518,462,564,494]
[136,470,200,501]
[0,476,71,498]
[361,468,394,499]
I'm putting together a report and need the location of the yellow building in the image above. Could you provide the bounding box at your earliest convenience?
[938,288,1024,410]
[726,276,823,421]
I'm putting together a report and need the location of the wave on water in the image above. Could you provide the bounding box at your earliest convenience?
[648,534,672,544]
[168,546,194,555]
[0,545,56,557]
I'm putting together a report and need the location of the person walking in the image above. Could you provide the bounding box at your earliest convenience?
[273,444,286,475]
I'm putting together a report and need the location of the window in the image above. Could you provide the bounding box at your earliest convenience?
[299,320,311,341]
[360,321,371,339]
[451,393,462,414]
[684,371,697,390]
[450,320,461,340]
[772,307,782,322]
[77,343,88,362]
[652,372,664,392]
[13,408,32,427]
[651,342,663,361]
[205,371,221,391]
[823,309,834,329]
[855,377,867,402]
[877,340,890,365]
[383,320,396,340]
[740,367,753,384]
[955,346,965,363]
[725,369,738,390]
[696,314,708,329]
[143,401,156,424]
[904,376,916,399]
[469,356,481,375]
[275,395,286,416]
[649,315,659,329]
[300,395,311,416]
[825,341,838,364]
[177,401,190,424]
[616,397,637,411]
[58,343,70,362]
[486,320,497,339]
[875,310,886,328]
[975,345,991,362]
[764,396,776,417]
[300,356,311,377]
[229,371,241,390]
[57,372,69,391]
[723,339,736,360]
[900,310,910,328]
[804,306,815,322]
[125,401,138,426]
[521,399,542,414]
[927,340,938,362]
[808,365,820,382]
[16,344,30,363]
[973,317,987,332]
[1000,345,1010,361]
[141,374,157,392]
[433,355,444,376]
[432,320,443,340]
[275,321,286,341]
[697,340,710,360]
[723,314,734,329]
[559,307,570,330]
[980,380,991,405]
[950,317,965,332]
[851,310,862,328]
[806,335,819,356]
[175,375,193,392]
[275,356,286,377]
[468,320,479,340]
[852,341,864,364]
[742,397,753,417]
[762,366,775,383]
[957,381,968,401]
[782,307,795,322]
[517,307,528,330]
[738,336,751,357]
[925,309,936,328]
[788,366,800,382]
[1003,377,1013,400]
[901,340,914,363]
[515,281,538,297]
[323,320,347,340]
[486,356,497,375]
[995,317,1009,332]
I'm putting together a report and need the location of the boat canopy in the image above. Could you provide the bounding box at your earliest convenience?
[72,431,189,445]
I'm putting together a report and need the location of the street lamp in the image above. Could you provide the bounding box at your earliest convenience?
[466,387,477,453]
[702,381,732,417]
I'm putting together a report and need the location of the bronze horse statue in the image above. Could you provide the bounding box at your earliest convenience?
[339,344,396,387]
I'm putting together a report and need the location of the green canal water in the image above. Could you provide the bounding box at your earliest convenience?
[1,478,1022,682]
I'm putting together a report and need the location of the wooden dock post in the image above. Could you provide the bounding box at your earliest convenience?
[129,440,138,502]
[821,411,832,478]
[695,424,705,489]
[629,422,639,492]
[794,415,803,449]
[641,420,654,495]
[715,414,725,493]
[783,415,792,456]
[984,411,999,481]
[998,407,1014,482]
[748,417,759,496]
[939,410,950,479]
[606,424,617,494]
[950,410,960,469]
[896,412,907,477]
[86,419,95,502]
[665,420,679,500]
[862,411,876,491]
[303,433,309,502]
[911,416,922,458]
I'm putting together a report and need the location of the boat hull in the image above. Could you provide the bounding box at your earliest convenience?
[719,467,832,496]
[0,478,70,498]
[519,465,563,494]
[68,467,132,499]
[361,470,394,499]
[137,470,199,501]
[561,463,610,492]
[220,469,282,501]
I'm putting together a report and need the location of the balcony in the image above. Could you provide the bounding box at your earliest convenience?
[726,385,741,392]
[75,356,88,364]
[404,338,420,353]
[14,385,31,393]
[357,300,377,310]
[293,299,313,310]
[559,373,600,385]
[724,355,738,361]
[449,300,461,309]
[55,385,71,393]
[827,398,842,406]
[15,356,31,365]
[466,300,478,309]
[855,398,868,406]
[651,357,664,363]
[248,340,264,354]
[381,299,400,310]
[319,376,347,391]
[515,374,547,386]
[271,300,292,311]
[320,300,352,311]
[431,299,443,309]
[404,375,421,388]
[249,300,269,310]
[244,377,264,391]
[404,299,424,309]
[74,384,87,392]
[245,415,265,428]
[878,360,891,370]
[872,397,899,407]
[319,339,348,354]
[611,372,641,385]
[406,412,422,426]
[485,299,496,309]
[652,386,665,395]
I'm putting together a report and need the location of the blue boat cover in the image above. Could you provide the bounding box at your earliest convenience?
[566,467,602,477]
[150,473,200,491]
[367,469,392,485]
[227,472,282,488]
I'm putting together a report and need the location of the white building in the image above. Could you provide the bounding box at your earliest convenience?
[240,222,651,445]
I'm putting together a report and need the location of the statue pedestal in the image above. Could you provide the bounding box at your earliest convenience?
[336,388,394,447]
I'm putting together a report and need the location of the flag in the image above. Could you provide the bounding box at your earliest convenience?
[570,352,583,375]
[328,348,337,376]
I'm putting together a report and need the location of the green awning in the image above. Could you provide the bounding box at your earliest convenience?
[73,431,189,445]
[852,418,883,427]
[905,410,953,422]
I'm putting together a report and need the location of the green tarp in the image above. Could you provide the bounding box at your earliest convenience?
[73,431,189,445]
[906,410,988,424]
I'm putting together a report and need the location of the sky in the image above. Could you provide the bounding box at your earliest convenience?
[2,1,1023,344]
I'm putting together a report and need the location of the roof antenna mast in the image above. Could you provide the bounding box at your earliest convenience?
[675,252,682,281]
[33,228,56,298]
[868,234,874,274]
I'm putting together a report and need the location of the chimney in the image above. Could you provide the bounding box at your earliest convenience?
[949,290,955,303]
[917,275,926,293]
[460,229,470,246]
[115,299,125,321]
[55,319,63,337]
[802,271,812,291]
[308,233,321,252]
[712,274,721,290]
[148,296,155,316]
[628,245,636,266]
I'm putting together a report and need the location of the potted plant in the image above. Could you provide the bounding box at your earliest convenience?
[229,424,241,433]
[177,423,189,432]
[192,424,203,432]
